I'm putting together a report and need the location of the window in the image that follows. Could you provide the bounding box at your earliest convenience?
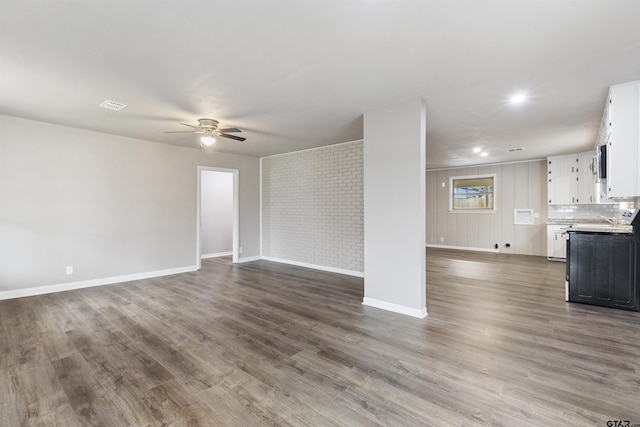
[449,174,496,212]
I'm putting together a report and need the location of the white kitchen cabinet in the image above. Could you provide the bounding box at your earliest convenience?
[548,154,576,204]
[606,80,640,199]
[548,152,596,204]
[547,224,568,260]
[576,151,597,203]
[596,99,611,147]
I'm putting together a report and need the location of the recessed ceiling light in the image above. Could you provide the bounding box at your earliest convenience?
[473,147,482,153]
[510,93,527,104]
[481,152,489,157]
[99,99,127,111]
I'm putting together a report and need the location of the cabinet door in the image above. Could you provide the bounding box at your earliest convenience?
[607,82,640,198]
[548,155,576,204]
[569,234,597,302]
[547,226,567,259]
[546,226,555,258]
[610,237,638,309]
[575,152,596,204]
[596,104,611,147]
[553,231,567,259]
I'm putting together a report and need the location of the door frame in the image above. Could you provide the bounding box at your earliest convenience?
[197,166,240,268]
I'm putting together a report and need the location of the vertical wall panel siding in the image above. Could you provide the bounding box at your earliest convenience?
[426,160,547,256]
[436,170,449,244]
[514,163,530,254]
[501,164,515,253]
[426,169,438,243]
[262,141,364,272]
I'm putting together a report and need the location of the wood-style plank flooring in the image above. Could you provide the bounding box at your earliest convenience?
[1,249,639,426]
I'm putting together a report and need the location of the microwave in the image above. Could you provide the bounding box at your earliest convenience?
[598,144,607,180]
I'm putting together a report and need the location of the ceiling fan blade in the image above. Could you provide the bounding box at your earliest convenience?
[180,123,200,129]
[220,133,246,142]
[219,127,242,133]
[164,130,205,134]
[164,131,198,133]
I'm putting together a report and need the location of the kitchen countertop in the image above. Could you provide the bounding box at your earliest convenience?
[567,224,633,234]
[547,219,633,233]
[546,218,614,225]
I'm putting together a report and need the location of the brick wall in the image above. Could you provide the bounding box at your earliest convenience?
[261,141,364,273]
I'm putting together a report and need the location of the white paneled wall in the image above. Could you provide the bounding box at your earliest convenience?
[261,141,364,272]
[427,160,547,256]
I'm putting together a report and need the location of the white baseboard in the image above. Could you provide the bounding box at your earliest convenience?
[362,297,427,318]
[261,256,364,278]
[237,255,261,263]
[0,265,198,301]
[426,244,499,253]
[201,251,233,259]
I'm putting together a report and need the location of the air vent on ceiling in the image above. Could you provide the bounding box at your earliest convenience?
[508,147,525,152]
[99,99,127,111]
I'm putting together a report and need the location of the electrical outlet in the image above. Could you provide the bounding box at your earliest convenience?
[66,266,73,275]
[239,246,243,254]
[439,237,444,242]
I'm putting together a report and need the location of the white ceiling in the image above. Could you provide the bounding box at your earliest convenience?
[1,1,639,169]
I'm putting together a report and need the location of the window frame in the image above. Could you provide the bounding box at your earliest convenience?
[448,173,497,213]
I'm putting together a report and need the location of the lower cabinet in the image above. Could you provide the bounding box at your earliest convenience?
[547,225,568,260]
[567,232,639,311]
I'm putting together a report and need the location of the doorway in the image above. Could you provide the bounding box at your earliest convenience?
[197,166,239,268]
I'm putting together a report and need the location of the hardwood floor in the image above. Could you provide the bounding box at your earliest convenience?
[1,249,639,426]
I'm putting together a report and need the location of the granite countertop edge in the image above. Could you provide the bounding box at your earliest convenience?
[546,219,614,225]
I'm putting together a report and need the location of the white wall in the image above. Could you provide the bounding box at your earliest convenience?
[363,98,426,318]
[0,114,260,297]
[261,141,364,274]
[426,160,547,255]
[200,170,233,256]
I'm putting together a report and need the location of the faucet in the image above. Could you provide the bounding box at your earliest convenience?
[600,215,618,227]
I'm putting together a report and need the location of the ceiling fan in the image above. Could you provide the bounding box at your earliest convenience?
[165,118,246,148]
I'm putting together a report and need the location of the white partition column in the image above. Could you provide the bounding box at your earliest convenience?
[363,98,427,318]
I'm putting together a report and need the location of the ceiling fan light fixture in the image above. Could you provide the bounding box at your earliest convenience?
[200,134,216,147]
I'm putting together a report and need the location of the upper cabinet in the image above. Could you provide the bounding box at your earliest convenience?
[548,154,576,204]
[576,151,598,203]
[603,80,640,199]
[548,152,596,204]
